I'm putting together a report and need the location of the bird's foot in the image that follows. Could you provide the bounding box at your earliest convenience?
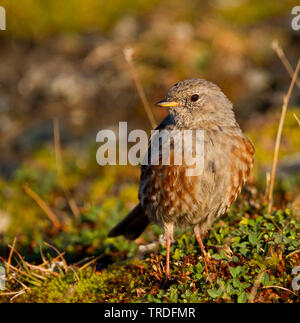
[198,255,214,285]
[201,251,212,274]
[212,245,233,258]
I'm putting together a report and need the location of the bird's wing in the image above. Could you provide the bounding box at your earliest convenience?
[139,114,176,200]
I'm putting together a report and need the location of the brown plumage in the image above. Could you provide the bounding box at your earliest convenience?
[108,78,254,277]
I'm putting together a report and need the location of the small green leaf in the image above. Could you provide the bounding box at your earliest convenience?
[237,292,248,303]
[229,266,242,278]
[261,272,270,286]
[207,288,220,298]
[172,248,181,261]
[249,232,258,245]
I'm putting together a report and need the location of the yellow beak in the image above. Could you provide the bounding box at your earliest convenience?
[155,100,179,108]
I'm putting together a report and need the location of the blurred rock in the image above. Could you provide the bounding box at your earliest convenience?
[245,68,270,92]
[112,15,139,40]
[0,211,10,234]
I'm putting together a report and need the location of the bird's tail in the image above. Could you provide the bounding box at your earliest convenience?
[108,203,149,240]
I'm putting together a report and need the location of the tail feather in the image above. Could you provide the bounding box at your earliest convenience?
[108,203,149,240]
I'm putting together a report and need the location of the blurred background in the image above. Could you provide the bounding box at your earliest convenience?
[0,0,299,262]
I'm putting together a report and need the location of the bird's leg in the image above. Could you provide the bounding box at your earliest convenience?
[163,223,174,281]
[194,226,211,275]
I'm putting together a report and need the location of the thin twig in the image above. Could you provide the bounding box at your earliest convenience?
[262,285,298,296]
[7,248,47,282]
[69,267,80,282]
[267,58,300,213]
[26,263,60,277]
[39,245,47,265]
[272,40,300,89]
[8,244,30,270]
[23,184,61,230]
[10,289,26,301]
[53,117,80,218]
[0,290,25,296]
[79,255,103,271]
[73,256,94,267]
[44,242,68,273]
[123,47,157,129]
[13,278,31,291]
[0,289,27,302]
[7,237,16,273]
[2,260,45,282]
[293,113,300,126]
[5,246,45,286]
[39,252,66,268]
[286,249,300,259]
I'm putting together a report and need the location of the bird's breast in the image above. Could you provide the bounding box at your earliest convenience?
[139,129,254,228]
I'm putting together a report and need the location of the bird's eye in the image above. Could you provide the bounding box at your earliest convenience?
[191,94,199,102]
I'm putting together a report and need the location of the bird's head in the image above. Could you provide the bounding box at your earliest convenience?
[156,78,237,128]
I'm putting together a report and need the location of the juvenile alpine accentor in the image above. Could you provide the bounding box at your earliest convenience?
[108,78,254,277]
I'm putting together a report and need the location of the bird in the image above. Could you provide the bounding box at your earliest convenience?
[108,78,254,278]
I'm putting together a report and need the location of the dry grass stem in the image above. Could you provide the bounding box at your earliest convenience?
[272,40,300,89]
[39,245,47,265]
[10,290,26,301]
[2,260,45,282]
[26,264,60,277]
[44,242,68,273]
[286,249,300,259]
[23,184,61,230]
[267,58,300,213]
[293,113,300,126]
[7,237,16,272]
[262,285,297,296]
[39,252,66,268]
[123,47,157,129]
[79,255,103,271]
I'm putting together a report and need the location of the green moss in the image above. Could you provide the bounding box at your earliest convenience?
[2,198,299,303]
